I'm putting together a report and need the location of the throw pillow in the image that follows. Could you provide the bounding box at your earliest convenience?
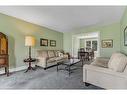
[57,51,64,57]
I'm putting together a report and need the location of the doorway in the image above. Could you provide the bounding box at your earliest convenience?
[72,32,100,58]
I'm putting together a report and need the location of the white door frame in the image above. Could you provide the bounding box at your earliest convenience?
[72,31,100,57]
[72,35,80,57]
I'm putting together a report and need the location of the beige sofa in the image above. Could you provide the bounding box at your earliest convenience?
[83,52,127,89]
[36,50,68,69]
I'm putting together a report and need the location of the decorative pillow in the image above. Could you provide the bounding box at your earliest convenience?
[57,51,64,57]
[108,53,127,72]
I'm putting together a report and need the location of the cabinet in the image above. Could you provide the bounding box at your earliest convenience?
[0,32,9,76]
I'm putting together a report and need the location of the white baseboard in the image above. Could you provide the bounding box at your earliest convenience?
[10,66,27,72]
[0,64,35,75]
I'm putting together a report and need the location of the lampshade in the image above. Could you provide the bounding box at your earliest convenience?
[25,36,35,46]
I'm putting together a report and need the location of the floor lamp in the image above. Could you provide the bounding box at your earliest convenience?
[25,36,35,72]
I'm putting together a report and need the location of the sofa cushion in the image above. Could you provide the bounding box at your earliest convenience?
[92,63,105,68]
[47,57,56,63]
[54,50,60,57]
[92,63,108,68]
[55,57,64,61]
[108,52,127,72]
[48,50,55,58]
[91,57,109,68]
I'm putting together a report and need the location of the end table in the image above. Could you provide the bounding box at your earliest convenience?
[23,58,37,73]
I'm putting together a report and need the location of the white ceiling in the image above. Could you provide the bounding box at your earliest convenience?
[0,6,125,32]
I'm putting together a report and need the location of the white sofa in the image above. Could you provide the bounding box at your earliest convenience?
[36,50,68,69]
[83,53,127,89]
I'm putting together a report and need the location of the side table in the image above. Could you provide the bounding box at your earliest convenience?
[23,58,37,73]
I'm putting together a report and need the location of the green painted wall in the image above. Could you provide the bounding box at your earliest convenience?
[64,22,121,57]
[120,7,127,54]
[0,13,63,68]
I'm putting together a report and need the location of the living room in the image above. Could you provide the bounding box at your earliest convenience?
[0,2,127,93]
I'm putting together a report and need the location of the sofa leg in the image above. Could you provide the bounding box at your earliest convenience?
[44,68,47,70]
[85,82,90,86]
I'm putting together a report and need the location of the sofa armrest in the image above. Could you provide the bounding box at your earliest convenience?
[36,57,48,68]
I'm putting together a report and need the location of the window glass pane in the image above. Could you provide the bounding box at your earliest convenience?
[86,41,91,48]
[92,41,97,51]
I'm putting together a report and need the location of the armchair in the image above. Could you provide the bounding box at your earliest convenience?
[83,54,127,89]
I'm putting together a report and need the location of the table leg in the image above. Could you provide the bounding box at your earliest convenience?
[5,67,7,74]
[24,62,35,73]
[5,67,9,76]
[31,67,36,70]
[57,63,59,72]
[82,60,83,66]
[24,68,29,73]
[68,66,71,76]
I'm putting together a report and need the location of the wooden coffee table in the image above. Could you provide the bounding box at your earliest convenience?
[57,58,80,76]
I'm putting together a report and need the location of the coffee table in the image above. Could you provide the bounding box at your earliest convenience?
[57,59,80,76]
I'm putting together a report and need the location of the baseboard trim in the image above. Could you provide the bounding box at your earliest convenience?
[11,65,27,72]
[0,65,28,74]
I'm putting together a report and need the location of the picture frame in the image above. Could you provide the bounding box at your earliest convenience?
[102,39,113,48]
[40,38,48,46]
[50,40,56,47]
[124,26,127,46]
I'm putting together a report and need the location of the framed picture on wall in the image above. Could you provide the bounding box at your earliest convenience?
[50,40,56,47]
[124,26,127,46]
[40,38,48,46]
[102,39,113,48]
